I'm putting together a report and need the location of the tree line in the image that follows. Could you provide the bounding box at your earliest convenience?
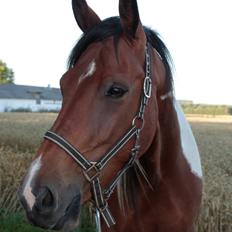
[181,104,232,116]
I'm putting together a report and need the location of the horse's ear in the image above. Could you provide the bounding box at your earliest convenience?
[119,0,145,43]
[72,0,101,33]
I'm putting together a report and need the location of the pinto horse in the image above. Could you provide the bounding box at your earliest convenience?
[18,0,203,231]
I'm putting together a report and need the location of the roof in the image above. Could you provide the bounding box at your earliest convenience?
[0,84,62,101]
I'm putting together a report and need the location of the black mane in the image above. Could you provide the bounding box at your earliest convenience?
[68,17,173,92]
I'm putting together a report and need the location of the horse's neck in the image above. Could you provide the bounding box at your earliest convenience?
[140,97,184,187]
[104,98,184,232]
[157,97,183,176]
[157,97,202,178]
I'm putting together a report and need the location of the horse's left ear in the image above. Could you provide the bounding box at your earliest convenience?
[119,0,146,44]
[72,0,101,33]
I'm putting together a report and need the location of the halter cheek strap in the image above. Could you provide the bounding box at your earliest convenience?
[44,44,152,230]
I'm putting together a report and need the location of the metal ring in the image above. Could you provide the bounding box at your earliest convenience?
[132,116,145,130]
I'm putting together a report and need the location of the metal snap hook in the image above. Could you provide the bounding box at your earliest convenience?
[144,76,152,98]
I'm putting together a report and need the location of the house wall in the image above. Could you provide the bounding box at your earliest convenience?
[0,99,62,112]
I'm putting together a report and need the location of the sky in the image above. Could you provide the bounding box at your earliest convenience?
[0,0,232,105]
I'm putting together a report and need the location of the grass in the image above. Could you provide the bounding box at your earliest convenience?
[191,122,232,231]
[0,210,94,232]
[0,113,56,152]
[0,212,49,232]
[0,113,231,231]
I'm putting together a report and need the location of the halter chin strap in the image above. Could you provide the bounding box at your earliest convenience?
[44,44,152,230]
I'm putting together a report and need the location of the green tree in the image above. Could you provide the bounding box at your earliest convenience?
[0,60,14,84]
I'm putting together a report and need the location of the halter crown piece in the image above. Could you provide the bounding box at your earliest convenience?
[44,44,152,231]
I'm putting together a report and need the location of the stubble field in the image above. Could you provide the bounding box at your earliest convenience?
[0,113,231,232]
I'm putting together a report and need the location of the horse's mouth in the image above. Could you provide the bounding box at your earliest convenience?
[51,195,81,231]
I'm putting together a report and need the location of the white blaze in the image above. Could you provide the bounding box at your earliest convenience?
[174,100,203,178]
[23,155,42,210]
[78,60,96,84]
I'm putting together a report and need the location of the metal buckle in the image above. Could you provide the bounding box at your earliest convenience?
[144,76,152,98]
[83,162,100,182]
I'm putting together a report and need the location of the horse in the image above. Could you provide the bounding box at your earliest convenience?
[18,0,203,231]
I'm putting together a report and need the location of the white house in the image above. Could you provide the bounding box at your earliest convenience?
[0,84,62,112]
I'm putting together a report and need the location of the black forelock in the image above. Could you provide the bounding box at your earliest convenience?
[68,16,173,91]
[68,17,122,69]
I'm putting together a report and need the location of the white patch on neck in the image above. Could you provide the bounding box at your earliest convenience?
[78,60,96,84]
[23,155,42,210]
[160,91,173,101]
[174,100,203,178]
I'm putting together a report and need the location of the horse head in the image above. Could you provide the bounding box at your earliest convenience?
[18,0,166,230]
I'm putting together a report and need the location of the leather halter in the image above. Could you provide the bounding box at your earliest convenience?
[44,44,152,230]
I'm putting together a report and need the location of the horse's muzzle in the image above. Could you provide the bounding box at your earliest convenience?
[18,185,81,231]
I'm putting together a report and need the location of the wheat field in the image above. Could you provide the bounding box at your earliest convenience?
[0,113,231,231]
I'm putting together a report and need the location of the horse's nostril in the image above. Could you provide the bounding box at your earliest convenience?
[42,188,53,208]
[34,187,55,214]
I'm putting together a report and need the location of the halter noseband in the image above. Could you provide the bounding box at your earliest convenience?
[44,44,152,230]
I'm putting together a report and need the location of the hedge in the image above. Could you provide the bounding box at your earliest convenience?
[181,104,232,116]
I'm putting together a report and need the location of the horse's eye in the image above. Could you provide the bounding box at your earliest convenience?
[106,85,128,99]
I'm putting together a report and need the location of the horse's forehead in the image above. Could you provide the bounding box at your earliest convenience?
[77,42,104,67]
[67,38,143,86]
[78,38,135,68]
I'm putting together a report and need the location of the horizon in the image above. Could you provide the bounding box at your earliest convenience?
[0,0,231,105]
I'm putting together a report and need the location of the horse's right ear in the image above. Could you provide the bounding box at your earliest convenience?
[72,0,101,33]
